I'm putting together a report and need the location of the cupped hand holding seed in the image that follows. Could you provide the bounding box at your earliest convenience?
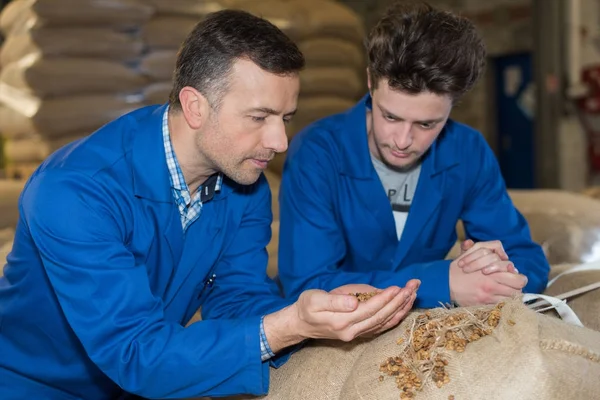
[262,283,418,352]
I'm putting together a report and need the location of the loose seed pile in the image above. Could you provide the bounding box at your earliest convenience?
[352,292,378,302]
[379,302,506,399]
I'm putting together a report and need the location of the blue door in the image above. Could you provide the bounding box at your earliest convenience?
[493,53,535,189]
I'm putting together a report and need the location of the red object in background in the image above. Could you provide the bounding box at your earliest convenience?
[577,65,600,172]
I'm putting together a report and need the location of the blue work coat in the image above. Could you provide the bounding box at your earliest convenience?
[278,95,549,308]
[0,105,290,399]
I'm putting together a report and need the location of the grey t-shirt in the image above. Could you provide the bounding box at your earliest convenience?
[371,154,422,240]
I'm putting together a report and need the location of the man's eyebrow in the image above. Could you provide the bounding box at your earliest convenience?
[247,107,297,117]
[378,104,444,124]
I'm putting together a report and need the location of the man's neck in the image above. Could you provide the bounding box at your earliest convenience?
[168,109,217,194]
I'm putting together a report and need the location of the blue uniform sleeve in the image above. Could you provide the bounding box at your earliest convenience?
[21,170,277,398]
[278,141,451,308]
[200,174,294,369]
[460,134,550,293]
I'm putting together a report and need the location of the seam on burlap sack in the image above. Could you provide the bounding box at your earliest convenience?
[540,339,600,363]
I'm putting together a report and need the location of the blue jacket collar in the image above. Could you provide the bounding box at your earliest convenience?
[339,94,460,179]
[131,104,232,202]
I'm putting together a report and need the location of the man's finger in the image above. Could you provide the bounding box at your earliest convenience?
[462,253,503,273]
[312,291,359,313]
[482,261,516,275]
[461,239,475,253]
[491,272,528,291]
[350,287,413,335]
[458,248,498,268]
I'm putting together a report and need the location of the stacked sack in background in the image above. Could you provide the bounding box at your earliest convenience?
[142,0,366,275]
[0,0,152,179]
[142,0,366,174]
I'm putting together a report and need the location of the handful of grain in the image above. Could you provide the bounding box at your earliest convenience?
[379,302,506,399]
[352,292,378,302]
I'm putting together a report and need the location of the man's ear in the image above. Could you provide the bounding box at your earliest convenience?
[366,68,372,93]
[178,86,210,130]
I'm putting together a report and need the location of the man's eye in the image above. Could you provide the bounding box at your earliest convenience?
[251,116,267,122]
[384,114,397,121]
[420,123,434,129]
[283,117,293,125]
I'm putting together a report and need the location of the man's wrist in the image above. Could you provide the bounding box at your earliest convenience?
[263,303,307,354]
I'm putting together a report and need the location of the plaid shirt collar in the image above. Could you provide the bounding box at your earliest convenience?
[162,106,222,229]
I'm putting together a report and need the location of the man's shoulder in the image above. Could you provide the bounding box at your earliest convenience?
[38,105,162,180]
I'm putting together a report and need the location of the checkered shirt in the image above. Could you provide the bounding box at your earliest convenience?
[162,107,274,361]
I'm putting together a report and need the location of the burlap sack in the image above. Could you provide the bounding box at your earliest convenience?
[0,55,147,97]
[264,169,281,278]
[300,67,363,99]
[508,189,600,265]
[294,96,355,130]
[267,220,279,278]
[146,0,363,43]
[267,152,287,177]
[283,0,365,43]
[143,81,172,106]
[139,51,177,82]
[0,232,14,278]
[0,180,25,229]
[456,190,600,265]
[0,91,143,139]
[544,263,600,332]
[255,300,600,400]
[142,16,200,49]
[145,0,226,17]
[299,38,364,70]
[581,186,600,200]
[0,27,144,66]
[0,0,153,35]
[3,134,84,164]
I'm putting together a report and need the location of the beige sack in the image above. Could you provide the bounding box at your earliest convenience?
[0,234,14,278]
[143,81,172,106]
[294,96,355,130]
[0,91,143,139]
[0,0,153,35]
[300,67,363,99]
[544,264,600,332]
[581,186,600,200]
[0,55,147,97]
[299,38,364,70]
[142,16,200,49]
[145,0,225,17]
[457,190,600,265]
[140,51,177,82]
[3,134,85,164]
[0,180,25,230]
[508,189,600,265]
[264,169,281,278]
[284,0,365,42]
[0,27,144,66]
[256,300,600,400]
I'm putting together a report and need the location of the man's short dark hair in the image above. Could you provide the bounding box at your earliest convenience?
[367,1,486,100]
[169,9,305,110]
